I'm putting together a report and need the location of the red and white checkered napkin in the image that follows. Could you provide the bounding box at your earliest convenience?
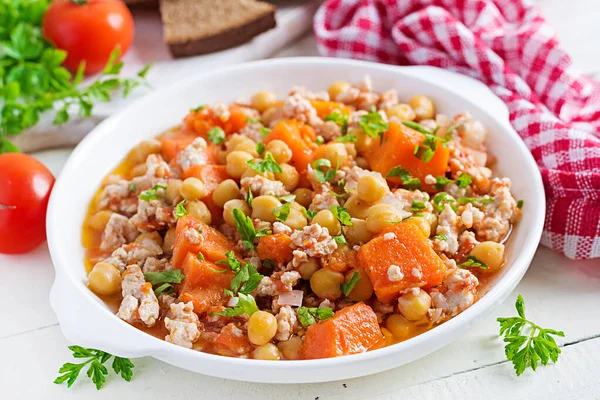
[314,0,600,259]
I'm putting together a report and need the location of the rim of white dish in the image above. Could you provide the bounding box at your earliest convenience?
[47,57,546,371]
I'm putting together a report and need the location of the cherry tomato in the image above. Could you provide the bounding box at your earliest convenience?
[43,0,134,75]
[0,153,55,254]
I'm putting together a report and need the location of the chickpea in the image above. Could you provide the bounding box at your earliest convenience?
[284,208,307,230]
[366,204,403,233]
[404,217,431,238]
[251,196,282,223]
[266,140,292,164]
[212,179,241,207]
[320,142,349,167]
[381,327,394,347]
[226,134,253,154]
[298,258,320,280]
[240,167,274,180]
[275,163,300,191]
[180,177,208,201]
[469,241,505,272]
[397,289,432,321]
[247,310,278,345]
[131,163,147,177]
[252,343,281,360]
[344,268,374,302]
[186,200,212,224]
[234,141,259,157]
[386,103,416,121]
[328,81,351,100]
[127,139,162,165]
[261,107,280,127]
[251,91,277,113]
[166,179,183,205]
[344,194,370,219]
[357,175,387,203]
[409,95,435,121]
[226,151,253,178]
[277,336,303,360]
[311,209,341,236]
[345,218,373,245]
[223,199,251,227]
[135,231,163,247]
[344,142,357,158]
[355,131,374,154]
[163,227,176,254]
[293,188,313,208]
[87,210,114,231]
[310,268,344,300]
[385,314,414,341]
[88,262,121,296]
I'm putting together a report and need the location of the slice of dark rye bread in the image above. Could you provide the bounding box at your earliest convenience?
[159,0,277,58]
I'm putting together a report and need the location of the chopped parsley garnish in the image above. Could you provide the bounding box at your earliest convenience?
[247,151,282,174]
[144,270,185,296]
[432,193,456,213]
[246,187,254,206]
[215,293,259,317]
[359,107,389,141]
[401,120,432,135]
[312,158,337,183]
[246,117,261,124]
[315,135,325,145]
[386,166,421,190]
[128,182,136,192]
[259,127,271,137]
[297,306,335,327]
[445,122,460,138]
[302,206,318,219]
[498,295,565,376]
[434,234,447,241]
[340,272,360,296]
[460,255,489,269]
[207,126,225,145]
[324,110,349,134]
[458,196,494,205]
[255,142,266,156]
[256,228,272,237]
[197,252,205,260]
[191,105,205,112]
[54,346,134,390]
[138,184,166,201]
[279,194,296,203]
[434,175,453,190]
[333,235,346,244]
[517,200,524,209]
[331,205,353,226]
[411,201,426,211]
[402,121,447,163]
[328,189,349,199]
[232,208,256,250]
[174,200,189,219]
[223,262,264,297]
[336,134,358,143]
[456,173,472,188]
[272,203,291,222]
[215,250,242,273]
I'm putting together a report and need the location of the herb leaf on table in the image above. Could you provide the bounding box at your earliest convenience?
[54,345,134,390]
[497,295,565,376]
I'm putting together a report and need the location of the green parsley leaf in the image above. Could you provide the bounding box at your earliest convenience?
[340,272,360,296]
[432,193,457,213]
[207,126,225,145]
[324,110,348,134]
[333,235,346,244]
[460,255,489,269]
[226,262,264,296]
[456,173,472,188]
[302,206,318,219]
[215,250,242,273]
[273,203,291,222]
[247,151,283,174]
[315,135,325,145]
[279,194,296,203]
[458,196,494,205]
[517,200,524,209]
[138,185,166,201]
[144,270,185,295]
[197,252,205,260]
[434,175,453,190]
[386,166,421,190]
[259,127,271,137]
[434,234,447,241]
[444,122,460,138]
[191,105,205,112]
[215,293,259,317]
[246,117,261,124]
[401,120,432,135]
[411,201,426,211]
[336,134,358,143]
[256,228,272,237]
[54,346,134,390]
[497,295,565,376]
[256,142,266,156]
[402,121,447,163]
[128,182,136,192]
[297,306,335,327]
[331,205,353,226]
[246,186,254,206]
[175,200,189,219]
[359,108,389,140]
[232,208,256,250]
[312,158,337,183]
[262,259,275,270]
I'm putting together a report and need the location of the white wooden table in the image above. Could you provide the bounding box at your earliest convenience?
[2,1,600,398]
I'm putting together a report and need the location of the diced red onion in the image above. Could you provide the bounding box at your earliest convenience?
[277,290,304,307]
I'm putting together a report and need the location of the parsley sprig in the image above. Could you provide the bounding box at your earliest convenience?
[215,292,259,317]
[340,272,360,296]
[312,158,338,183]
[402,121,447,163]
[144,270,185,296]
[498,295,565,376]
[247,151,282,174]
[324,110,348,134]
[232,208,257,250]
[207,126,225,145]
[386,167,421,190]
[297,306,335,327]
[54,346,134,390]
[138,184,166,202]
[359,107,389,143]
[460,255,489,269]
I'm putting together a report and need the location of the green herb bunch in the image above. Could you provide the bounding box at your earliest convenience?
[0,0,151,153]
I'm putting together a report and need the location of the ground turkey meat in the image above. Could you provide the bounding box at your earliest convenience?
[177,137,210,172]
[241,175,289,198]
[117,265,159,327]
[164,302,201,349]
[429,268,479,322]
[275,306,299,341]
[100,213,138,253]
[290,224,337,257]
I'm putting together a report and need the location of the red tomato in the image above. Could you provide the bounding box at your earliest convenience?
[43,0,134,75]
[0,154,55,254]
